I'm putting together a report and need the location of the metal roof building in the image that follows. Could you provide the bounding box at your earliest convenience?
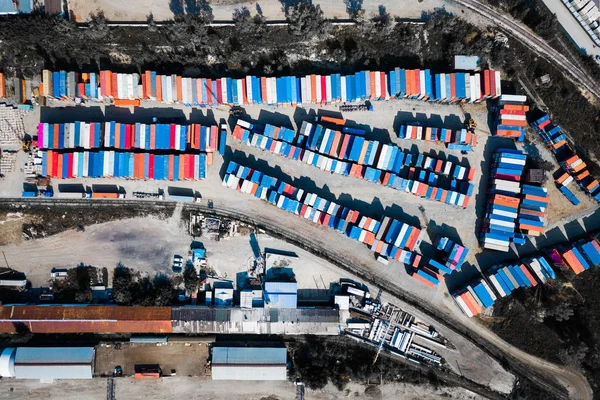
[453,56,481,71]
[211,347,287,380]
[0,306,172,333]
[0,347,94,379]
[264,282,297,309]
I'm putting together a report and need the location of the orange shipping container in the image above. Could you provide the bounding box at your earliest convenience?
[92,192,120,199]
[114,99,140,107]
[320,116,345,126]
[370,72,376,99]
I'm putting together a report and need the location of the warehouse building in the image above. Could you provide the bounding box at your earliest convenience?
[0,347,94,379]
[211,347,287,380]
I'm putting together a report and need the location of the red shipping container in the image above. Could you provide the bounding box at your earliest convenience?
[148,154,155,179]
[211,126,218,151]
[144,71,150,99]
[111,73,118,98]
[157,75,163,102]
[490,71,496,97]
[150,125,156,150]
[241,79,248,105]
[484,70,491,97]
[127,124,133,149]
[168,155,174,180]
[169,124,176,149]
[99,71,105,97]
[321,75,327,103]
[67,153,73,178]
[261,77,267,104]
[450,74,456,100]
[216,79,223,104]
[205,79,213,104]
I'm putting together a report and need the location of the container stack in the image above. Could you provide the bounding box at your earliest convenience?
[222,160,422,264]
[232,119,476,207]
[427,236,469,274]
[484,263,538,300]
[532,113,600,204]
[555,171,581,205]
[558,236,600,274]
[41,150,206,180]
[480,148,527,251]
[518,184,548,236]
[494,95,528,141]
[561,155,600,203]
[397,125,478,151]
[531,114,568,154]
[452,278,497,317]
[38,68,501,106]
[37,122,221,154]
[410,266,445,288]
[523,256,556,284]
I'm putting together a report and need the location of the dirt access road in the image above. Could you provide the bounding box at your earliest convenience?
[0,377,485,400]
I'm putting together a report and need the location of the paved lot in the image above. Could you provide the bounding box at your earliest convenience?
[94,342,211,377]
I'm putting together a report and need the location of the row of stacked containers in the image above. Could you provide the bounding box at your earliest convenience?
[397,124,478,151]
[231,118,475,208]
[222,160,423,264]
[480,149,547,252]
[531,113,600,204]
[41,151,207,180]
[40,68,502,105]
[37,122,220,152]
[37,122,224,181]
[454,232,600,316]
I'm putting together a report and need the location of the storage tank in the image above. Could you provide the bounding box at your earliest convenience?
[0,348,16,378]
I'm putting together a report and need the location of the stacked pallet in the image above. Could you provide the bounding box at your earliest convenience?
[480,149,527,251]
[223,161,422,263]
[518,184,548,236]
[397,125,478,151]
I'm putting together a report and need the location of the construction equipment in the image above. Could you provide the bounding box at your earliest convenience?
[229,106,246,118]
[21,137,32,152]
[465,118,477,130]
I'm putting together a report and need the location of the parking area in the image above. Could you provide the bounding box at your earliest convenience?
[94,342,211,377]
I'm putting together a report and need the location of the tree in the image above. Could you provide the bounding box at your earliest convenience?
[153,275,174,306]
[284,3,330,38]
[67,265,92,303]
[183,264,200,296]
[112,263,135,305]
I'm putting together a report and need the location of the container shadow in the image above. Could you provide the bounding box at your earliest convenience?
[189,109,218,126]
[40,106,105,123]
[256,110,294,130]
[292,107,317,129]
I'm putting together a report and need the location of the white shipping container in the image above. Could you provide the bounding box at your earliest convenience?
[419,70,426,98]
[325,75,332,102]
[83,152,89,177]
[454,296,474,317]
[341,76,347,102]
[488,275,506,297]
[315,75,322,103]
[237,79,244,105]
[306,75,313,103]
[246,76,253,103]
[440,73,447,100]
[375,72,381,98]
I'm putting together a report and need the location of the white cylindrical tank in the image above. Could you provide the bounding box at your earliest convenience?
[0,348,16,377]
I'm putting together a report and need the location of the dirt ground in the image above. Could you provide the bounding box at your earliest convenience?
[0,377,485,400]
[94,342,210,377]
[68,0,483,26]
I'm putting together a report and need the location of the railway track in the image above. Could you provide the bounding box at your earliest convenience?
[0,197,591,399]
[455,0,600,100]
